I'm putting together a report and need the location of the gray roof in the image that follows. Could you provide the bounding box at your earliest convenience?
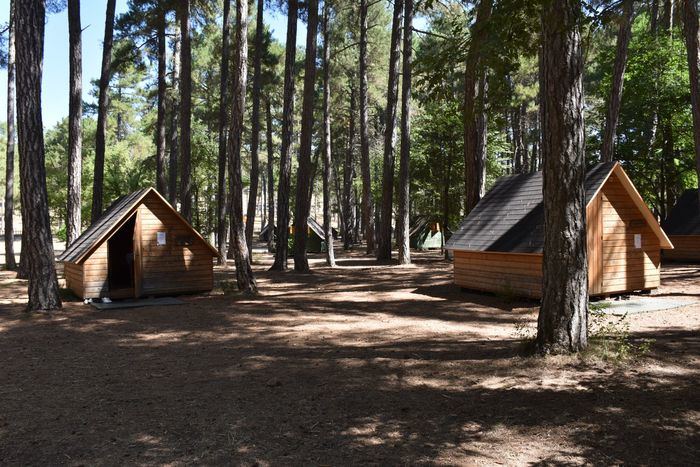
[58,189,150,263]
[306,217,325,239]
[662,189,700,235]
[446,162,616,253]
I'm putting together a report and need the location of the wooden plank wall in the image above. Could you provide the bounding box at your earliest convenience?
[453,250,543,299]
[63,262,84,298]
[138,193,214,295]
[600,174,660,293]
[587,195,603,295]
[664,236,700,262]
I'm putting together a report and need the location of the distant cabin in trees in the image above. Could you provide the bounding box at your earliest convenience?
[409,216,447,250]
[662,189,700,262]
[58,188,218,300]
[259,223,276,243]
[446,162,673,299]
[288,217,335,253]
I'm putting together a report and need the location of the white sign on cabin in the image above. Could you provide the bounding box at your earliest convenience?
[634,234,642,249]
[157,231,167,246]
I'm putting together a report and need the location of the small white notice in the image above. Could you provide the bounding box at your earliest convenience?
[634,234,642,249]
[157,231,167,246]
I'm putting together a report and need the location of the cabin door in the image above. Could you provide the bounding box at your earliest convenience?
[107,215,137,297]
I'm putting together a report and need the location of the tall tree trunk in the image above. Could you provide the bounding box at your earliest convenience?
[156,8,168,198]
[66,0,82,246]
[217,0,231,263]
[91,0,115,222]
[169,24,181,207]
[343,85,356,250]
[265,99,275,252]
[293,0,319,272]
[4,0,17,270]
[15,0,62,311]
[377,0,403,261]
[601,0,634,162]
[322,2,336,267]
[179,0,193,222]
[662,0,674,30]
[359,0,374,253]
[512,102,525,173]
[537,0,588,354]
[246,0,265,255]
[464,0,492,214]
[682,0,700,205]
[227,0,257,293]
[651,0,660,33]
[396,0,413,265]
[271,0,298,271]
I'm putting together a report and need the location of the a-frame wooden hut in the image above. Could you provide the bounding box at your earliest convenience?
[409,215,446,250]
[446,162,673,299]
[662,189,700,261]
[58,188,218,300]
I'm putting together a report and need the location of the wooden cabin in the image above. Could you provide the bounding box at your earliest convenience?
[662,189,700,262]
[446,162,673,299]
[409,216,446,250]
[58,188,218,300]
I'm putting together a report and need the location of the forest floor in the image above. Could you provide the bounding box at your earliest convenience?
[0,249,698,465]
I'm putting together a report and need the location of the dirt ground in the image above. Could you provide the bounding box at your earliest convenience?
[0,249,698,465]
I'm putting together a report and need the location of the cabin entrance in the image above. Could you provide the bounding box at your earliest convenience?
[108,215,136,294]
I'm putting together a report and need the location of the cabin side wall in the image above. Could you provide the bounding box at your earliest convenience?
[600,174,661,294]
[587,195,604,295]
[81,243,113,299]
[64,262,84,299]
[138,193,214,295]
[664,235,700,261]
[453,250,543,299]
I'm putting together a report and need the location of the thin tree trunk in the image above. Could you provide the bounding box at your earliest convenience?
[377,0,403,261]
[512,103,525,173]
[396,0,413,265]
[601,0,634,162]
[179,0,193,222]
[169,24,181,207]
[91,0,115,222]
[15,0,62,311]
[359,0,374,253]
[682,0,700,205]
[217,0,231,263]
[246,0,265,255]
[464,0,492,214]
[293,0,319,272]
[343,85,356,250]
[322,2,336,267]
[537,0,588,354]
[156,8,168,197]
[265,99,275,252]
[227,0,257,293]
[270,0,298,271]
[66,0,82,246]
[4,0,17,270]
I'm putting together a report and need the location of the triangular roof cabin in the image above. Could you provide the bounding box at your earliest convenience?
[662,188,700,261]
[409,215,445,250]
[446,162,673,298]
[59,188,218,300]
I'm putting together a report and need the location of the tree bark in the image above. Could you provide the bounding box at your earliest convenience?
[168,23,181,207]
[537,0,588,354]
[91,0,115,223]
[396,0,413,265]
[601,0,634,162]
[359,0,374,253]
[15,0,62,311]
[322,2,336,267]
[227,0,257,293]
[156,7,168,199]
[682,0,700,205]
[512,102,525,173]
[464,0,492,215]
[246,0,265,255]
[265,98,275,252]
[343,85,356,250]
[377,0,403,261]
[292,0,319,272]
[4,0,17,270]
[217,0,232,263]
[66,0,82,246]
[179,0,193,222]
[270,0,298,271]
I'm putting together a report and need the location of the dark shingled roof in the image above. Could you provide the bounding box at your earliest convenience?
[446,162,616,253]
[662,189,700,235]
[306,217,325,238]
[58,189,150,263]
